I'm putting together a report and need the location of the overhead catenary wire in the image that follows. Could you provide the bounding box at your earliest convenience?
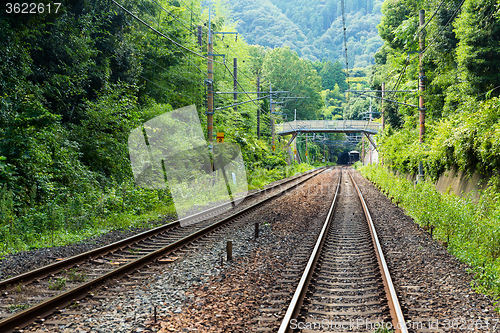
[139,24,205,75]
[222,62,268,115]
[149,0,195,33]
[130,3,207,74]
[138,74,195,99]
[389,57,410,98]
[476,85,500,99]
[111,0,224,64]
[129,2,205,76]
[390,0,466,103]
[340,0,351,119]
[210,34,258,84]
[413,0,448,39]
[142,56,200,84]
[419,0,466,56]
[120,0,272,124]
[114,0,206,102]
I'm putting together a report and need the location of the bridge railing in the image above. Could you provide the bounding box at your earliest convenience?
[276,120,381,134]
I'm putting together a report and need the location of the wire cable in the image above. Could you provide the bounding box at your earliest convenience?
[149,0,194,32]
[138,75,195,99]
[389,0,465,103]
[112,0,224,64]
[142,56,200,83]
[420,0,466,55]
[340,0,350,116]
[414,0,448,39]
[221,62,269,117]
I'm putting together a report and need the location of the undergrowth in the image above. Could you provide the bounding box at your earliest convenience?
[360,164,500,303]
[0,162,325,257]
[0,181,176,257]
[247,163,320,190]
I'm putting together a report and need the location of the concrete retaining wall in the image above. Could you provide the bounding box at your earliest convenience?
[395,168,490,199]
[434,168,490,198]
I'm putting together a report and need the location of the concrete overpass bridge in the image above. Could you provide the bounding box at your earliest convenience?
[276,119,381,150]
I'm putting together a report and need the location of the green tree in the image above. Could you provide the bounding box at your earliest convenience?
[454,0,500,98]
[320,60,348,91]
[261,47,323,120]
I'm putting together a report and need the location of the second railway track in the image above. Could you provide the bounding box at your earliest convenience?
[0,166,327,333]
[278,168,407,333]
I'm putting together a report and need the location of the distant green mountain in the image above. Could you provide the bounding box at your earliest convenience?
[228,0,384,67]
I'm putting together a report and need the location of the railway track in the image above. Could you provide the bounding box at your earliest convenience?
[277,168,407,333]
[0,166,327,333]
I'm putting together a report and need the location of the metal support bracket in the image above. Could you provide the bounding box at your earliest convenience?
[363,132,378,152]
[286,132,298,148]
[209,53,226,63]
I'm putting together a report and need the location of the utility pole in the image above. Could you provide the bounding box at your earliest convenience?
[295,137,299,163]
[369,96,373,121]
[206,9,214,148]
[418,9,425,181]
[305,134,308,162]
[381,82,385,166]
[324,142,326,163]
[361,135,365,165]
[369,140,372,164]
[381,82,385,130]
[270,85,275,153]
[233,58,237,114]
[197,26,202,46]
[257,76,260,139]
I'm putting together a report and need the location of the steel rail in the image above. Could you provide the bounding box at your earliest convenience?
[0,166,325,291]
[348,170,408,333]
[278,169,341,333]
[277,169,407,333]
[0,167,328,333]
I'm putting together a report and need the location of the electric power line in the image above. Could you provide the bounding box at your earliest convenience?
[142,56,200,84]
[149,0,195,33]
[340,0,350,117]
[420,0,466,55]
[414,0,448,39]
[390,0,466,102]
[139,75,195,100]
[112,0,224,65]
[132,1,207,74]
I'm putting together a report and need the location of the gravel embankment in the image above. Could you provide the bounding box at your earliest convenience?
[24,169,337,332]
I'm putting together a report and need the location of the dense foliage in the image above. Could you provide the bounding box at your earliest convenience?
[372,0,500,178]
[0,0,331,254]
[229,0,384,66]
[360,165,500,299]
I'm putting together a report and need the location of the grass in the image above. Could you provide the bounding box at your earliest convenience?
[247,163,321,190]
[7,303,30,313]
[65,268,87,282]
[0,193,176,257]
[13,283,22,293]
[0,162,324,257]
[48,277,67,290]
[359,164,500,303]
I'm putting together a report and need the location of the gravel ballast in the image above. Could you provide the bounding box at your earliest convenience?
[18,167,500,333]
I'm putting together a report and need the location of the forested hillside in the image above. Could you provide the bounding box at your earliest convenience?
[229,0,384,66]
[372,0,500,179]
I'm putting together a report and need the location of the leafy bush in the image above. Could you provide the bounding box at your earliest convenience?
[379,97,500,180]
[360,165,500,299]
[247,163,315,190]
